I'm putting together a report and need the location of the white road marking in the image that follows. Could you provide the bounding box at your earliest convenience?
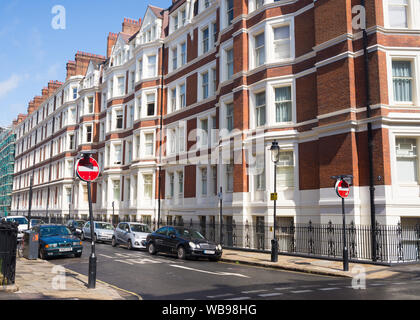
[241,289,267,294]
[127,258,162,265]
[115,259,134,265]
[258,292,283,297]
[114,253,132,258]
[318,287,340,291]
[370,283,385,286]
[170,265,250,278]
[392,282,407,285]
[207,293,234,298]
[225,297,251,300]
[275,287,294,291]
[291,290,313,294]
[98,254,114,259]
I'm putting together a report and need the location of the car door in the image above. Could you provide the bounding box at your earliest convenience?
[154,227,168,252]
[84,222,91,239]
[116,223,124,243]
[161,227,177,253]
[121,223,130,244]
[165,227,178,254]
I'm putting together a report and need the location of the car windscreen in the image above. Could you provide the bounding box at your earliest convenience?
[131,224,151,233]
[95,223,114,230]
[176,228,205,240]
[7,217,28,225]
[75,221,85,227]
[40,226,71,237]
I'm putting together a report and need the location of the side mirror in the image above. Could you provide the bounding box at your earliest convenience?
[170,233,176,239]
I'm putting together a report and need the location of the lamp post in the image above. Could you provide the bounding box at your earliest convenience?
[112,201,115,227]
[269,141,280,262]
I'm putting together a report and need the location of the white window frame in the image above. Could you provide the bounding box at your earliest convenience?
[387,53,419,107]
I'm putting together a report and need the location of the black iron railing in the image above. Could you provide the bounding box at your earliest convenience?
[26,215,420,264]
[0,221,18,285]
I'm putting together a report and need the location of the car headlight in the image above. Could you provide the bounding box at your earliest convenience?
[189,242,197,249]
[217,244,222,250]
[46,243,57,248]
[73,241,82,246]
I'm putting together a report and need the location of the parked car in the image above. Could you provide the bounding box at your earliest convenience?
[146,226,222,261]
[112,222,152,250]
[32,224,83,260]
[66,220,86,237]
[2,216,29,241]
[81,221,114,243]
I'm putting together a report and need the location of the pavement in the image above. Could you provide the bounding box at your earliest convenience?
[220,249,400,279]
[0,257,141,300]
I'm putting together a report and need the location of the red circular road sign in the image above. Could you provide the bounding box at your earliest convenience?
[75,157,100,182]
[335,180,350,199]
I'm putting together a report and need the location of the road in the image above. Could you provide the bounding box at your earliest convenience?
[49,241,420,300]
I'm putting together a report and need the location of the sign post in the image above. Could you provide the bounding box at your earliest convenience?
[218,187,223,246]
[332,175,353,272]
[75,152,100,289]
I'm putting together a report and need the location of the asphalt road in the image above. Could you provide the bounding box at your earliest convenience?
[48,241,420,300]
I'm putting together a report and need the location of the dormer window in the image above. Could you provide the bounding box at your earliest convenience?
[174,15,179,30]
[181,9,186,25]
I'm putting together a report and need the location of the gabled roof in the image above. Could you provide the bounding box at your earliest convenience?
[149,5,164,19]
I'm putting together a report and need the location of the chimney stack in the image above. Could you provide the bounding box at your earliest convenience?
[122,18,142,35]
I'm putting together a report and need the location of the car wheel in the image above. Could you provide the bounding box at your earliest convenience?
[112,237,118,247]
[209,257,220,262]
[127,240,133,250]
[39,248,47,260]
[75,253,82,258]
[81,232,85,241]
[177,246,186,260]
[148,242,157,255]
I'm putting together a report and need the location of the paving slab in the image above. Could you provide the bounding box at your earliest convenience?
[0,258,141,300]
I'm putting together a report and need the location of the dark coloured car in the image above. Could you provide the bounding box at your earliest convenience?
[66,220,86,237]
[146,226,222,261]
[32,224,83,260]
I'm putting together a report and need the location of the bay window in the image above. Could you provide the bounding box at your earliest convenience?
[396,138,418,183]
[144,175,153,199]
[276,151,294,188]
[255,33,265,67]
[388,0,409,28]
[255,91,266,127]
[273,26,291,60]
[392,60,413,103]
[275,86,292,123]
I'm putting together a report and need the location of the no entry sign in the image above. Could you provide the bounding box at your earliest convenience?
[335,179,350,199]
[75,156,100,182]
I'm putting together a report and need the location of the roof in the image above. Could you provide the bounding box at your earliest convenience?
[149,5,164,19]
[120,32,132,44]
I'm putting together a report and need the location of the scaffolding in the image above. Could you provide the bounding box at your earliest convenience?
[0,128,15,217]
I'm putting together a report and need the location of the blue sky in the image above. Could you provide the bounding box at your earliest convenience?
[0,0,171,127]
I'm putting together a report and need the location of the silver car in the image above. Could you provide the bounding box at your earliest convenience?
[112,222,152,250]
[81,221,114,243]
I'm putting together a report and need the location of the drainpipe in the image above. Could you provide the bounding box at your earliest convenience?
[361,0,377,261]
[157,43,165,230]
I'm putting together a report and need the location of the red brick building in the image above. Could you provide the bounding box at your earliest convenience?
[11,0,420,239]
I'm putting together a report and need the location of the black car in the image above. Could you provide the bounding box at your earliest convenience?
[66,220,86,237]
[146,226,222,261]
[32,224,83,260]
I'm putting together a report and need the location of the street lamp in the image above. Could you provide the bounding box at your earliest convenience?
[269,141,280,262]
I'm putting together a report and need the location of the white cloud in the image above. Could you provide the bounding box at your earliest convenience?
[0,73,29,98]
